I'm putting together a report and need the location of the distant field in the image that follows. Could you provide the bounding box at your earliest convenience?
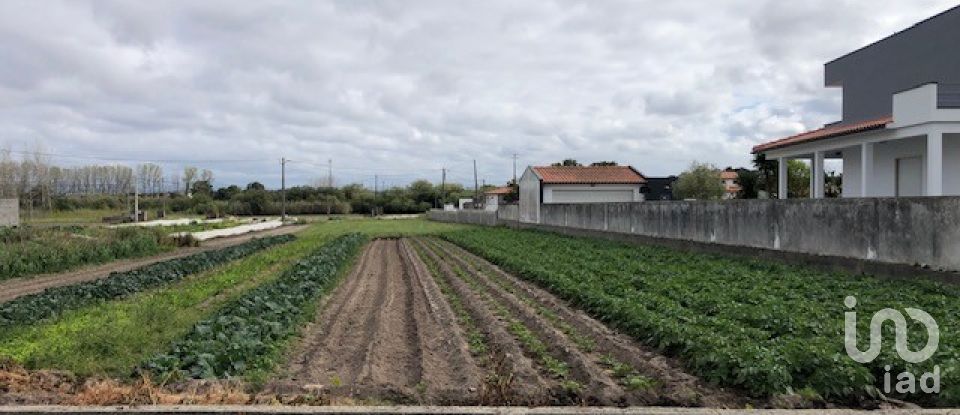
[22,209,198,226]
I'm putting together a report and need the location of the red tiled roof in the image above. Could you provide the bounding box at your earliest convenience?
[532,166,646,184]
[484,186,513,195]
[720,171,738,180]
[752,116,893,153]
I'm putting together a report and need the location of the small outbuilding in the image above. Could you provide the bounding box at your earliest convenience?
[0,199,19,227]
[519,165,646,223]
[483,186,513,211]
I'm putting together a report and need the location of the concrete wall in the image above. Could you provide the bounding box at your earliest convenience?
[0,199,19,227]
[428,209,500,227]
[431,197,960,272]
[498,204,519,221]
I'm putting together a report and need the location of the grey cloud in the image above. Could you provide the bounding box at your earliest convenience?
[0,0,956,186]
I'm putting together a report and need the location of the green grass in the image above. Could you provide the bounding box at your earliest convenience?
[311,216,470,238]
[0,218,466,377]
[23,209,198,225]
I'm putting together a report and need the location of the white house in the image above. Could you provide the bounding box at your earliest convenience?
[519,165,646,223]
[720,170,741,200]
[753,7,960,198]
[483,186,512,211]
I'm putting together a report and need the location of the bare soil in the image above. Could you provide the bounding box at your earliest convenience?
[268,237,748,407]
[0,225,307,304]
[270,239,481,405]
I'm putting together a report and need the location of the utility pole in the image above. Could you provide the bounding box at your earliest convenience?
[134,177,139,223]
[374,174,378,216]
[280,157,287,222]
[328,158,333,188]
[473,159,479,203]
[512,153,519,184]
[440,168,446,209]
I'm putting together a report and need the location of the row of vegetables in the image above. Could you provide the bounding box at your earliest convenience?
[443,227,960,406]
[0,226,174,281]
[0,234,295,328]
[143,233,366,379]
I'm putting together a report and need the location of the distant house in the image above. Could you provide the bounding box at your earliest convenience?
[644,176,677,201]
[752,6,960,198]
[519,165,647,223]
[483,186,513,211]
[720,170,741,200]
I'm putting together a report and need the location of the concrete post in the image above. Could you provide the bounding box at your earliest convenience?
[861,142,874,197]
[778,157,788,199]
[927,131,944,196]
[813,151,825,199]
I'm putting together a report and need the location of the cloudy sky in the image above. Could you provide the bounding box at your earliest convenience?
[0,1,955,188]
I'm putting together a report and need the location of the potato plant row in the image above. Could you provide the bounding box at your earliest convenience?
[443,227,960,406]
[0,235,295,328]
[143,233,366,379]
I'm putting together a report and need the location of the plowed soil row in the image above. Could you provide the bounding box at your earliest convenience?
[270,238,746,407]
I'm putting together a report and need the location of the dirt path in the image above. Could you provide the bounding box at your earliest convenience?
[0,225,308,304]
[273,239,481,405]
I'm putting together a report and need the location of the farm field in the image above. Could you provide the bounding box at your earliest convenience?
[443,227,960,407]
[0,218,468,405]
[1,218,944,409]
[264,236,743,406]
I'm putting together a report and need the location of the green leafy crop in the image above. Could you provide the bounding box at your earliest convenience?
[143,233,366,379]
[0,235,294,328]
[443,227,960,406]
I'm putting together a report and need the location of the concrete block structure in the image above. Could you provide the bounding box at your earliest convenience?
[0,199,19,227]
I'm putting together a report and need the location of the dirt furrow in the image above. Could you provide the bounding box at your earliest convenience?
[433,237,745,408]
[272,239,483,405]
[408,238,554,405]
[397,239,481,402]
[419,237,627,406]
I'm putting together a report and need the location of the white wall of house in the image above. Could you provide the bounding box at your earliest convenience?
[542,183,643,204]
[842,146,862,197]
[873,136,926,197]
[519,167,541,223]
[944,134,960,195]
[484,194,500,211]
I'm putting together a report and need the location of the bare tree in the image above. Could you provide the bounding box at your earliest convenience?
[183,166,198,194]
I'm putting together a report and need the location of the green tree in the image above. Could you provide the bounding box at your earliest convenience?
[737,170,760,199]
[673,162,725,200]
[551,159,581,167]
[787,160,811,198]
[752,153,778,198]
